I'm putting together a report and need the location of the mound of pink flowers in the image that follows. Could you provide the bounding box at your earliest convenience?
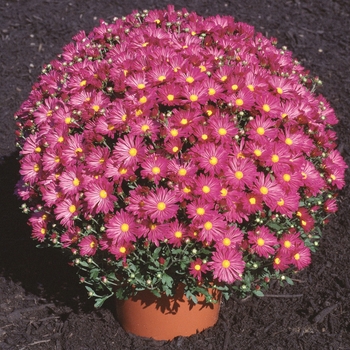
[15,6,346,304]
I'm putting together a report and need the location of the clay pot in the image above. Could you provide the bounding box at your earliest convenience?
[115,284,221,340]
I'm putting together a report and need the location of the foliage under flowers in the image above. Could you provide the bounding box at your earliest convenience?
[15,6,346,307]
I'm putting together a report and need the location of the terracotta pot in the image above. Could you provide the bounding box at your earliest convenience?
[115,284,221,340]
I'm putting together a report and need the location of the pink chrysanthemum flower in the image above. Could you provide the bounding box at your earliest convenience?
[273,252,291,272]
[105,210,138,244]
[84,177,116,214]
[143,187,179,222]
[209,248,245,284]
[215,226,244,250]
[273,191,300,218]
[226,157,258,190]
[142,221,170,246]
[19,154,42,185]
[278,233,303,255]
[208,113,238,145]
[140,155,168,184]
[248,226,279,258]
[59,166,84,195]
[246,115,278,142]
[290,245,311,270]
[164,221,187,247]
[78,235,98,256]
[54,195,80,227]
[112,135,145,168]
[189,258,209,281]
[193,174,221,202]
[198,214,227,243]
[190,143,228,176]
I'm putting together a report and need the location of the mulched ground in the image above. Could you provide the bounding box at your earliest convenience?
[1,0,350,349]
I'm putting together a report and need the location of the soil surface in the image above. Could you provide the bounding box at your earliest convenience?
[1,1,350,349]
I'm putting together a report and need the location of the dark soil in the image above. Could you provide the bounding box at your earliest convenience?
[1,1,350,349]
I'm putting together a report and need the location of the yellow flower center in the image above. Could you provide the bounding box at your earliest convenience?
[178,168,187,176]
[262,104,271,112]
[231,84,239,91]
[202,185,210,193]
[220,188,228,197]
[249,197,256,205]
[222,260,230,268]
[190,94,198,102]
[122,114,127,121]
[33,164,40,172]
[271,154,279,163]
[294,253,300,260]
[139,96,147,104]
[141,124,150,132]
[157,202,166,211]
[247,84,254,91]
[194,264,201,271]
[284,240,291,248]
[260,186,268,195]
[174,231,182,238]
[208,88,216,95]
[73,178,80,186]
[137,83,145,89]
[152,166,161,174]
[119,167,127,175]
[69,205,76,213]
[274,257,281,265]
[172,146,179,153]
[99,190,107,199]
[196,207,205,215]
[121,223,129,232]
[283,174,291,182]
[158,75,166,82]
[90,241,96,248]
[209,156,218,165]
[58,136,64,143]
[180,118,188,125]
[235,171,243,180]
[257,127,265,135]
[119,246,127,253]
[235,98,244,106]
[277,198,285,206]
[257,237,265,246]
[186,76,194,83]
[80,80,87,87]
[92,105,100,112]
[221,75,227,82]
[183,186,191,194]
[170,129,179,137]
[218,128,227,136]
[201,134,208,140]
[204,221,213,230]
[276,87,283,94]
[254,149,262,157]
[223,238,231,246]
[35,146,41,153]
[129,148,137,157]
[167,94,174,101]
[285,137,293,145]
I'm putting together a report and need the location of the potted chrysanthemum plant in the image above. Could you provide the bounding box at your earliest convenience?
[15,5,346,340]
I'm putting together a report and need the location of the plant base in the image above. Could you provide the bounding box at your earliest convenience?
[115,285,221,340]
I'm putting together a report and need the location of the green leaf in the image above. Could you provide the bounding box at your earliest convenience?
[285,276,294,285]
[253,290,264,297]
